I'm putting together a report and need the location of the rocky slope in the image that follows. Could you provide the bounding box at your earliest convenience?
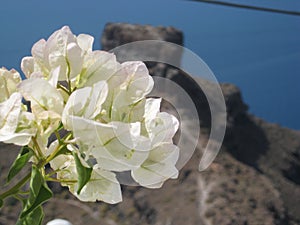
[0,23,299,225]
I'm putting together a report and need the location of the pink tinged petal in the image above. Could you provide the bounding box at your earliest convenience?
[131,144,179,188]
[75,167,122,204]
[66,43,83,79]
[18,78,64,115]
[77,34,94,53]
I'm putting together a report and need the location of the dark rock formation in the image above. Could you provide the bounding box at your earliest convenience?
[100,23,300,225]
[101,23,183,50]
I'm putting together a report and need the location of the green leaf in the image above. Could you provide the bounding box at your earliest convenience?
[73,152,92,195]
[17,206,44,225]
[20,165,52,219]
[7,146,33,183]
[54,145,70,158]
[0,198,3,208]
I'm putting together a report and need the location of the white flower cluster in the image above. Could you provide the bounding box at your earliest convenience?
[0,26,179,204]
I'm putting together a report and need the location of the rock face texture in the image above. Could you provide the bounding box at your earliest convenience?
[0,23,299,225]
[101,23,300,225]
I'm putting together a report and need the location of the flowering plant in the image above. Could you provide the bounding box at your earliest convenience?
[0,26,179,224]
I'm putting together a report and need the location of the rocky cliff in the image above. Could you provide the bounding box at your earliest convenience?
[0,23,299,225]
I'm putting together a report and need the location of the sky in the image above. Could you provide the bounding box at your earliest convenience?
[0,0,299,129]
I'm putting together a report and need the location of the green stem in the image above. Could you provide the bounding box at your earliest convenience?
[44,133,72,166]
[57,83,70,96]
[0,172,31,200]
[46,177,77,183]
[32,137,44,159]
[66,58,72,94]
[55,130,61,143]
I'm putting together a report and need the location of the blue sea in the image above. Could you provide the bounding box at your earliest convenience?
[1,0,299,129]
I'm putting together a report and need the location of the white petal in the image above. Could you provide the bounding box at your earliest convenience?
[146,112,179,146]
[18,77,64,115]
[5,111,37,146]
[91,122,150,172]
[45,26,76,59]
[92,139,149,172]
[0,92,22,135]
[21,57,35,78]
[77,34,94,52]
[110,98,146,123]
[67,43,83,79]
[62,81,108,128]
[79,51,121,87]
[50,153,74,171]
[63,87,92,127]
[0,68,22,101]
[75,167,122,204]
[113,62,153,106]
[0,132,33,146]
[144,98,161,121]
[84,81,108,119]
[110,121,151,151]
[0,93,34,146]
[48,67,60,87]
[68,116,116,146]
[31,39,46,63]
[48,51,68,80]
[132,144,179,188]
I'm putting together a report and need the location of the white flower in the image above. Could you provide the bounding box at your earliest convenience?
[100,61,154,123]
[21,26,94,83]
[61,52,179,188]
[0,26,182,206]
[108,61,154,110]
[18,77,64,150]
[146,112,179,147]
[46,219,73,225]
[132,143,179,188]
[0,68,36,145]
[49,148,122,204]
[62,80,108,130]
[66,116,150,172]
[18,77,64,116]
[0,68,21,102]
[77,51,121,88]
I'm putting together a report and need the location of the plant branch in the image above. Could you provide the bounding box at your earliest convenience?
[0,172,31,200]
